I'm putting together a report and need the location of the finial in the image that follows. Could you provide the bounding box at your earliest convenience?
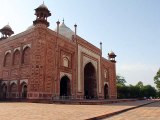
[74,23,77,38]
[43,1,44,5]
[56,20,60,25]
[100,42,102,52]
[63,18,64,23]
[74,23,77,27]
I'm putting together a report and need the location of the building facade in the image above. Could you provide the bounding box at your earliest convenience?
[0,3,117,101]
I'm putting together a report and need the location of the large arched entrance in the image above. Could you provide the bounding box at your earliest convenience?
[21,83,27,99]
[104,84,109,99]
[60,76,71,97]
[84,62,97,99]
[2,84,7,99]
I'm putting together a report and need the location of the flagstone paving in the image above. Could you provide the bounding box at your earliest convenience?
[103,101,160,120]
[0,100,157,120]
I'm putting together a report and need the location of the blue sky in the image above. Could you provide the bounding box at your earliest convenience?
[0,0,159,86]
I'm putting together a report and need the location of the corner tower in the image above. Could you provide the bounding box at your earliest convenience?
[33,2,51,27]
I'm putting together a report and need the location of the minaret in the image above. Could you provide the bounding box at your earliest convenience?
[33,2,51,27]
[0,24,14,40]
[100,42,102,52]
[56,20,60,34]
[74,24,77,38]
[108,51,117,63]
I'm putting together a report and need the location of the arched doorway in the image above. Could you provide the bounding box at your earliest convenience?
[10,83,18,98]
[2,84,7,99]
[60,76,71,96]
[84,62,97,99]
[104,84,109,99]
[21,83,27,99]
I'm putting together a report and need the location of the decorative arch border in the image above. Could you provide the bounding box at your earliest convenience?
[104,82,109,86]
[60,72,72,81]
[20,79,28,85]
[10,80,18,85]
[1,81,8,86]
[5,50,11,55]
[14,47,20,52]
[23,44,31,50]
[83,57,97,72]
[62,55,69,59]
[77,44,101,93]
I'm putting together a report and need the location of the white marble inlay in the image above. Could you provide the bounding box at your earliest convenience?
[23,43,31,50]
[20,79,28,84]
[5,50,11,55]
[1,81,8,85]
[10,80,18,85]
[14,47,20,51]
[78,44,101,93]
[60,72,72,80]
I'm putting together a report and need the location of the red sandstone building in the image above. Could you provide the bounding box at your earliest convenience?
[0,3,117,100]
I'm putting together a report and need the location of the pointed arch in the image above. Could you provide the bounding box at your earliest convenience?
[60,76,71,97]
[63,57,69,67]
[84,62,97,99]
[13,49,20,65]
[104,83,109,99]
[104,69,109,81]
[2,83,7,99]
[20,82,28,99]
[4,52,11,67]
[22,46,30,64]
[10,82,18,92]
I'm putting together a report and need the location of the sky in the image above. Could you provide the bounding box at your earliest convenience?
[0,0,159,87]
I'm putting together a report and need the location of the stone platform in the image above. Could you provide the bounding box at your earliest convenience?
[51,99,139,105]
[1,98,140,105]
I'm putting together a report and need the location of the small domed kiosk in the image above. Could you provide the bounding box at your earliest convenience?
[0,24,14,40]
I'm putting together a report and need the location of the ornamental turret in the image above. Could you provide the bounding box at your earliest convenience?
[0,24,14,40]
[33,2,51,27]
[108,51,117,63]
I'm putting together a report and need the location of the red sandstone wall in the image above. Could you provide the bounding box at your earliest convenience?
[0,30,34,81]
[0,24,117,100]
[102,58,117,99]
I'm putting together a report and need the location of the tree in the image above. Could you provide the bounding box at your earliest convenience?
[117,85,129,98]
[128,84,141,98]
[142,85,157,98]
[136,81,143,88]
[116,75,126,86]
[154,68,160,91]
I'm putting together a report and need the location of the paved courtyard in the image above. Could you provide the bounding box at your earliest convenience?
[0,100,158,120]
[103,100,160,120]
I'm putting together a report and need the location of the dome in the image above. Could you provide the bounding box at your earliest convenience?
[2,24,12,30]
[38,2,48,9]
[56,21,74,40]
[109,51,115,56]
[0,24,14,37]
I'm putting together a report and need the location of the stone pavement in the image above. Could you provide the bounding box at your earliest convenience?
[0,100,157,120]
[103,100,160,120]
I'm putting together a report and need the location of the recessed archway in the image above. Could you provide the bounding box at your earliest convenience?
[60,76,71,96]
[84,62,97,99]
[104,84,109,99]
[2,84,7,99]
[21,82,28,99]
[10,83,18,98]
